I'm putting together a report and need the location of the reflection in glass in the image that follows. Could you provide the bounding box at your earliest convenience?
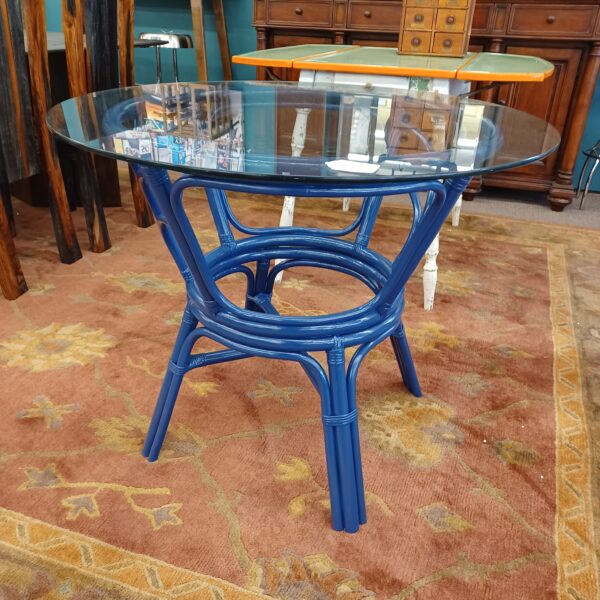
[46,82,560,183]
[109,84,244,172]
[333,91,495,178]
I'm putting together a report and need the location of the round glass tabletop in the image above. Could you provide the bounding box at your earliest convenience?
[47,81,560,183]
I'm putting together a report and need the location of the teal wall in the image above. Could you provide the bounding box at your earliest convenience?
[45,0,600,191]
[45,0,61,31]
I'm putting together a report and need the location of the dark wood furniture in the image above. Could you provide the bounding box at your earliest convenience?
[252,0,600,210]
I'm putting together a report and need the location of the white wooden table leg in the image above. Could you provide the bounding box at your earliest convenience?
[274,194,296,284]
[279,196,296,227]
[275,107,311,283]
[451,193,463,227]
[422,114,447,310]
[423,234,439,311]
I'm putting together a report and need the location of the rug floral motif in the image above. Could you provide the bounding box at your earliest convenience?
[1,178,599,599]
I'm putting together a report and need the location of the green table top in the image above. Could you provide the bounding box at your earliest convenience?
[233,44,355,68]
[294,47,474,78]
[456,52,554,82]
[233,45,554,82]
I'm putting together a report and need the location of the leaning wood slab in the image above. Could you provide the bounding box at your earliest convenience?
[0,0,41,183]
[21,0,82,264]
[0,150,27,299]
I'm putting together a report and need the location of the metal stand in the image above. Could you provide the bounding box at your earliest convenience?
[576,140,600,210]
[139,33,194,83]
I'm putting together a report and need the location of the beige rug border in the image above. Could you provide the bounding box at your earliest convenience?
[548,243,599,598]
[0,505,270,599]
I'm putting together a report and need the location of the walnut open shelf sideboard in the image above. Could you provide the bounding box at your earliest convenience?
[252,0,600,210]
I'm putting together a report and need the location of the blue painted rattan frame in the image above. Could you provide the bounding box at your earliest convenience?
[132,163,469,533]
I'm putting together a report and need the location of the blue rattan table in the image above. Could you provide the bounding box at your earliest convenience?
[47,82,560,533]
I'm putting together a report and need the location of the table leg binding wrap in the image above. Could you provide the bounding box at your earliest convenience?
[322,408,358,427]
[168,361,188,376]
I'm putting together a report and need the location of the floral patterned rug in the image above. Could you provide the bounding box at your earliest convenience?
[1,178,599,599]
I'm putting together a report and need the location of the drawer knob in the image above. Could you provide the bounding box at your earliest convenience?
[411,37,422,47]
[443,39,452,48]
[295,6,303,15]
[402,114,410,123]
[546,15,556,23]
[446,15,455,24]
[363,9,371,17]
[400,134,408,142]
[414,13,424,22]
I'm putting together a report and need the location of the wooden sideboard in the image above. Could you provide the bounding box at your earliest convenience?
[252,0,600,210]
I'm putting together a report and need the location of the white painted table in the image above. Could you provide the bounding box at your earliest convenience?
[233,45,554,307]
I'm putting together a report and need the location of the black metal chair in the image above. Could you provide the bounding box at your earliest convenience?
[139,32,194,83]
[576,138,600,210]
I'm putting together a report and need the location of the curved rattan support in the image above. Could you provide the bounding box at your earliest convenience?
[132,163,468,532]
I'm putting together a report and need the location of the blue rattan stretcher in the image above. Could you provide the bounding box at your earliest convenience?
[132,164,468,533]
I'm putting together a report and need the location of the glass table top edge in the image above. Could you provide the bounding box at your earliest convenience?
[47,126,561,188]
[46,82,562,186]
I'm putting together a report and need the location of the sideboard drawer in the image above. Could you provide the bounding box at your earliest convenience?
[393,107,424,128]
[267,0,333,26]
[507,4,598,37]
[438,0,469,8]
[403,7,435,30]
[432,31,464,54]
[435,8,468,32]
[347,1,403,31]
[389,128,420,150]
[421,108,451,131]
[400,30,432,52]
[405,0,436,7]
